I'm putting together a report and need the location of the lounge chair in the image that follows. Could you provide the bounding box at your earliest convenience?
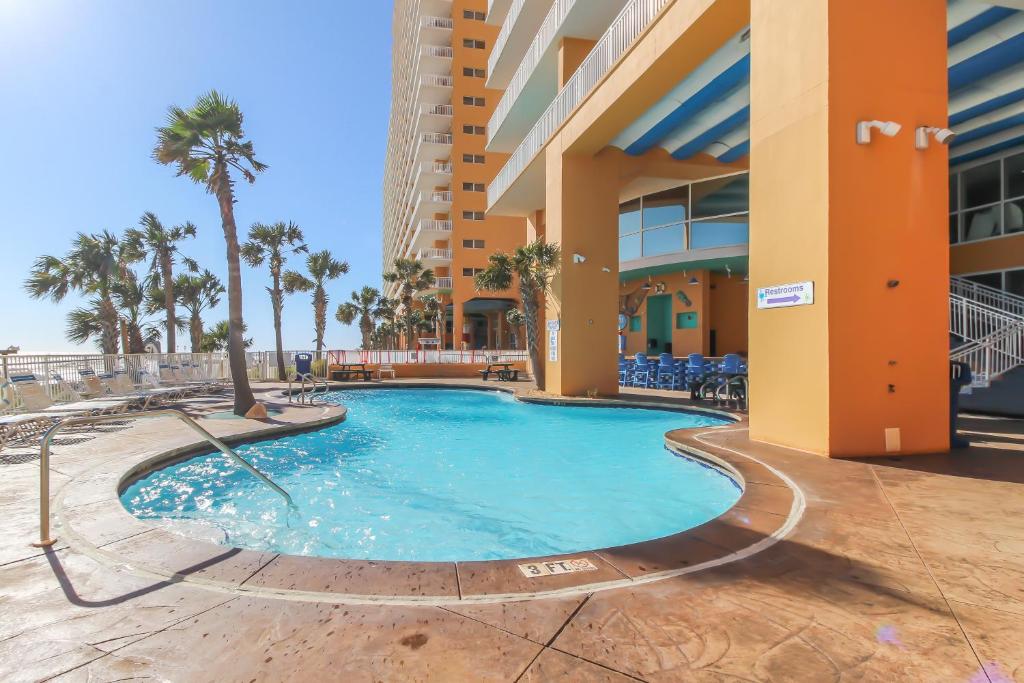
[140,368,194,399]
[107,370,180,409]
[9,374,134,416]
[377,363,396,380]
[0,382,56,451]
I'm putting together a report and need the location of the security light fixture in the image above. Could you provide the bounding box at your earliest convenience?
[572,253,586,264]
[688,276,700,286]
[915,126,956,150]
[641,277,653,291]
[856,120,902,145]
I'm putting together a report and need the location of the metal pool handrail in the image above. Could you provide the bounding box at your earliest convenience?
[33,408,295,548]
[288,372,329,404]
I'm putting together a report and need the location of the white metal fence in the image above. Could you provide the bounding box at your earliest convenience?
[948,280,1024,388]
[950,276,1024,318]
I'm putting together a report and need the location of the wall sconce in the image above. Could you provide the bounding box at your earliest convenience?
[572,253,586,264]
[601,266,611,273]
[915,126,956,150]
[641,277,652,291]
[856,120,902,145]
[688,275,700,286]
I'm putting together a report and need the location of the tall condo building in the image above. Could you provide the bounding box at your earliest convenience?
[382,0,527,351]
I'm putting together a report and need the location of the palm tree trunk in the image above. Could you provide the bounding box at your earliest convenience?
[190,312,203,353]
[272,271,286,381]
[162,255,176,353]
[521,283,543,390]
[314,286,326,362]
[98,296,120,356]
[360,315,372,350]
[213,161,257,416]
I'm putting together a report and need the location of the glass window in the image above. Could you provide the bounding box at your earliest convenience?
[1006,199,1024,234]
[690,217,749,249]
[962,161,1001,208]
[619,233,641,261]
[1007,152,1024,199]
[642,187,687,228]
[1006,269,1024,297]
[692,174,749,218]
[949,215,959,244]
[619,199,641,236]
[949,174,958,212]
[966,272,1002,289]
[642,224,684,257]
[962,205,1001,241]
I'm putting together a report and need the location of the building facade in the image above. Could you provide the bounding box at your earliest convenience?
[382,0,527,351]
[482,0,1024,456]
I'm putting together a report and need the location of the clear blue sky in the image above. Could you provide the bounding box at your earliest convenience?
[0,0,393,352]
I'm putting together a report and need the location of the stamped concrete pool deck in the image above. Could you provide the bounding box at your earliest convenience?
[1,380,1022,681]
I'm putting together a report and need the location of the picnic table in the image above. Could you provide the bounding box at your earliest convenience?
[331,363,372,382]
[479,362,519,382]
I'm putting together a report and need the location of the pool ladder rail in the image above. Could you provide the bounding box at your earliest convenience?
[288,372,329,404]
[32,408,295,548]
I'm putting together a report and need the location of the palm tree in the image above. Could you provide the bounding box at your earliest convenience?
[201,320,253,352]
[335,286,380,350]
[113,272,163,353]
[25,231,126,354]
[382,258,435,349]
[283,250,349,360]
[123,212,198,353]
[174,270,225,353]
[153,90,266,416]
[372,296,400,349]
[421,294,446,342]
[241,222,308,380]
[474,238,561,388]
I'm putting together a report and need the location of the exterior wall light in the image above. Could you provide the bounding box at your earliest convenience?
[572,253,586,264]
[915,126,956,150]
[856,120,902,145]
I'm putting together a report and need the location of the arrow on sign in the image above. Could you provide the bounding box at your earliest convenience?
[767,294,801,304]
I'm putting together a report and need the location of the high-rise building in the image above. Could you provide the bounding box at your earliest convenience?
[382,0,526,351]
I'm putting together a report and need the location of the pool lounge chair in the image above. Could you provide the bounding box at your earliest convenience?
[377,363,396,380]
[0,384,56,451]
[9,374,135,417]
[107,370,180,409]
[140,368,195,400]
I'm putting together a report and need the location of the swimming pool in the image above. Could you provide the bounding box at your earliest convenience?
[121,388,739,562]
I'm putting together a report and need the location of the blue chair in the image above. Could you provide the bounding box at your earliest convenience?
[656,353,679,390]
[684,353,711,398]
[618,358,632,386]
[294,353,313,380]
[632,353,653,388]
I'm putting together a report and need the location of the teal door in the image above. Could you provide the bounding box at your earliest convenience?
[646,295,672,354]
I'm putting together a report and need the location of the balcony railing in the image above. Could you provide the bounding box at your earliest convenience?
[422,161,453,175]
[420,219,453,232]
[423,190,453,203]
[417,248,453,261]
[422,103,454,116]
[489,0,528,78]
[434,276,454,289]
[421,132,453,145]
[421,74,454,88]
[489,0,670,208]
[422,16,454,30]
[422,45,454,59]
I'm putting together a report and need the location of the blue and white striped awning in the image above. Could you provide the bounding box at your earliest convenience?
[610,1,1024,167]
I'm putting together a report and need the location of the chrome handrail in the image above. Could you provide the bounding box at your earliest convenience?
[289,372,329,404]
[33,408,294,548]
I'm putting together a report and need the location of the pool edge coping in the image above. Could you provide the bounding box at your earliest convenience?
[53,384,805,605]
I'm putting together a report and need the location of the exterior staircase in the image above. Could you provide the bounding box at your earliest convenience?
[949,276,1024,416]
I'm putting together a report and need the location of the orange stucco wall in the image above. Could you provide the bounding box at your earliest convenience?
[749,0,949,457]
[709,272,749,356]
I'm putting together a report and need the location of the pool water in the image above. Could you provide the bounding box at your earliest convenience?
[121,388,739,562]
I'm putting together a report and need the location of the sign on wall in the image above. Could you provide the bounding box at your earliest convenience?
[547,319,559,362]
[756,281,815,309]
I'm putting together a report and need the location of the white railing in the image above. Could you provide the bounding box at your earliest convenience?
[422,103,454,116]
[421,132,453,144]
[951,276,1024,318]
[422,16,454,30]
[422,161,453,174]
[951,324,1024,388]
[421,74,454,88]
[328,349,528,365]
[489,0,670,208]
[489,0,530,79]
[422,45,454,59]
[434,276,454,289]
[424,190,453,202]
[417,248,453,260]
[420,219,453,232]
[949,293,1020,343]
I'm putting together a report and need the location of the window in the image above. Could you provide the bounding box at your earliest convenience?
[462,124,485,135]
[462,267,484,277]
[462,153,485,164]
[462,239,485,248]
[462,211,484,221]
[950,151,1024,243]
[463,38,485,49]
[963,268,1024,297]
[463,67,486,78]
[618,172,750,262]
[462,96,485,107]
[463,9,486,20]
[462,182,485,192]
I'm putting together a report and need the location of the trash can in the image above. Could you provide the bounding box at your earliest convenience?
[950,361,972,449]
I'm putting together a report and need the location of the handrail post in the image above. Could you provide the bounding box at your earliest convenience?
[33,409,294,548]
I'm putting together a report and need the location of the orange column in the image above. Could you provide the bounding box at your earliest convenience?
[544,149,620,396]
[748,0,950,456]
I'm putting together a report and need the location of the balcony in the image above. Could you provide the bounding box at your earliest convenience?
[488,0,554,90]
[421,74,454,88]
[416,248,453,264]
[487,0,630,152]
[419,74,454,106]
[422,161,452,175]
[419,219,453,234]
[489,0,670,209]
[488,0,514,25]
[423,190,453,203]
[421,16,454,31]
[434,277,454,290]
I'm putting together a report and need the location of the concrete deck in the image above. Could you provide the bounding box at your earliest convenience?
[1,381,1022,681]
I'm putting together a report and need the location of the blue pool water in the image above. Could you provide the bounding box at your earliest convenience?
[121,388,739,561]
